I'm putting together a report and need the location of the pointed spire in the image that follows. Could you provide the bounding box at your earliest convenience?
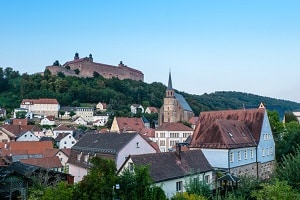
[167,70,173,90]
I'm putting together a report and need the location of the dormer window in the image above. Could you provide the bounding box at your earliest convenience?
[84,154,89,163]
[228,132,233,137]
[77,152,82,161]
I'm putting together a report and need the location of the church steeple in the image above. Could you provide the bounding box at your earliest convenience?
[166,71,174,98]
[167,71,173,90]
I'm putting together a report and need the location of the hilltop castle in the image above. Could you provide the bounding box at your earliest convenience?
[46,53,144,81]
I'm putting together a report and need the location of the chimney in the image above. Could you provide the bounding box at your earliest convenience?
[175,143,182,159]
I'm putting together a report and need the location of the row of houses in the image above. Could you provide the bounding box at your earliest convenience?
[0,104,276,198]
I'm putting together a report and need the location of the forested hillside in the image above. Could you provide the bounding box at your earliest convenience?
[0,67,299,116]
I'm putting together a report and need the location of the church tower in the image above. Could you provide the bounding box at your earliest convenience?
[161,72,177,124]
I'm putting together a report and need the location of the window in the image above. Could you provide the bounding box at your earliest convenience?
[170,133,179,138]
[176,181,183,192]
[159,140,166,146]
[266,148,269,155]
[77,152,82,161]
[204,175,210,184]
[183,133,191,138]
[64,141,67,144]
[238,151,241,161]
[250,149,254,158]
[129,162,134,172]
[84,154,89,163]
[270,147,273,155]
[230,152,234,162]
[160,132,165,138]
[244,150,248,160]
[262,148,265,157]
[170,140,179,146]
[136,142,140,148]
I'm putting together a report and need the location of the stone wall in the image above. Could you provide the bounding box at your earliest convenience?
[230,162,258,178]
[46,57,144,82]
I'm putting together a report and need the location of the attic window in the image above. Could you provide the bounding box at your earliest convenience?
[136,142,140,148]
[228,132,233,137]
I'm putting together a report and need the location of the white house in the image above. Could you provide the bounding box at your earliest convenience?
[40,116,55,126]
[92,115,109,127]
[43,148,71,173]
[118,146,213,199]
[20,98,60,118]
[96,102,107,112]
[155,122,193,152]
[145,107,158,114]
[55,133,76,149]
[130,104,144,114]
[68,132,157,183]
[53,125,74,138]
[73,116,88,125]
[16,131,40,141]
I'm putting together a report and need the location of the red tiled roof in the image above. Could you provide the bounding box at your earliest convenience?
[116,117,144,132]
[61,148,71,156]
[139,128,155,138]
[20,156,62,169]
[12,119,28,125]
[188,117,199,125]
[43,149,59,157]
[146,107,158,113]
[53,125,73,131]
[21,98,59,105]
[156,122,193,131]
[2,125,36,136]
[9,141,53,154]
[190,108,265,148]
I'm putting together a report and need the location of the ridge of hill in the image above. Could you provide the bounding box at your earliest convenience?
[0,67,299,117]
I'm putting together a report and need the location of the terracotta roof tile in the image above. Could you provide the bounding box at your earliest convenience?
[9,141,53,154]
[190,108,265,148]
[116,117,144,132]
[20,157,62,169]
[156,122,193,131]
[21,98,59,105]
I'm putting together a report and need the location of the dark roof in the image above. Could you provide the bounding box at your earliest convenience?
[55,132,71,142]
[72,132,139,154]
[190,108,265,148]
[127,149,212,182]
[20,157,63,169]
[174,93,193,112]
[167,71,173,90]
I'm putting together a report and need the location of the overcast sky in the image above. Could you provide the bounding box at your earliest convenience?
[1,1,299,103]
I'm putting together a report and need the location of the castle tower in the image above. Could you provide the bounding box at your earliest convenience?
[89,54,93,62]
[74,52,79,60]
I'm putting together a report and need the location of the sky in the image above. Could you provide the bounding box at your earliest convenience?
[1,1,300,103]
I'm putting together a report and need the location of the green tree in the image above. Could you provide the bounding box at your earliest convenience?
[75,157,116,200]
[284,112,298,123]
[74,69,80,75]
[251,179,300,200]
[42,182,74,200]
[184,176,211,198]
[267,110,284,142]
[276,145,300,191]
[53,60,60,66]
[16,111,27,118]
[118,165,166,200]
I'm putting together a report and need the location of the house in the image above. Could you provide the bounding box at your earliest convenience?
[40,116,55,126]
[92,115,109,126]
[118,145,213,199]
[68,132,157,182]
[155,122,194,152]
[20,98,60,118]
[145,107,158,114]
[96,102,107,112]
[43,148,71,173]
[12,118,28,125]
[159,72,194,125]
[73,116,88,125]
[55,133,76,149]
[293,109,300,123]
[130,104,144,114]
[188,116,199,130]
[1,124,37,139]
[60,106,94,122]
[20,157,63,172]
[110,117,145,133]
[0,108,6,118]
[0,127,16,142]
[53,124,74,138]
[0,141,54,163]
[190,106,275,179]
[16,131,39,141]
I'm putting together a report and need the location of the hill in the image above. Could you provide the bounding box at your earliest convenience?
[0,67,299,117]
